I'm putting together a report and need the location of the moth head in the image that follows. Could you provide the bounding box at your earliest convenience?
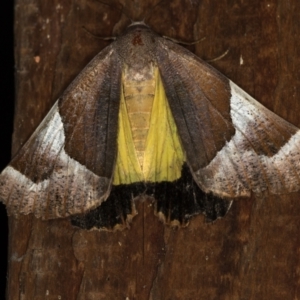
[128,21,148,28]
[114,21,158,70]
[123,20,153,36]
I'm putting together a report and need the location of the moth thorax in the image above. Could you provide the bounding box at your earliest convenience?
[123,77,155,170]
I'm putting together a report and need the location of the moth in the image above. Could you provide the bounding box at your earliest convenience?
[1,21,300,229]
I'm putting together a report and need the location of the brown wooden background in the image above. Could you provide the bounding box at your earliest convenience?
[4,0,300,298]
[0,1,13,298]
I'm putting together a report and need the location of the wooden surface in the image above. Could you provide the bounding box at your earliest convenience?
[0,2,13,298]
[5,0,300,299]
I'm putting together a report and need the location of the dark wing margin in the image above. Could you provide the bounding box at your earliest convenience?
[0,45,122,219]
[156,38,300,199]
[71,163,232,230]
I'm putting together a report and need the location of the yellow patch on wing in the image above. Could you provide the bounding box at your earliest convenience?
[113,67,185,185]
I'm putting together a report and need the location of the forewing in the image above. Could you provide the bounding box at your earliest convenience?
[156,39,300,198]
[0,45,122,219]
[197,82,300,197]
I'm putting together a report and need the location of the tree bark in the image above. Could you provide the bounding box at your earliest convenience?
[6,0,300,299]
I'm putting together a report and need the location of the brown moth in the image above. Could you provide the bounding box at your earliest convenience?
[0,22,299,229]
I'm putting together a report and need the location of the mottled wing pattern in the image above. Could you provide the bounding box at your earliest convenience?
[156,39,300,199]
[197,82,300,197]
[0,45,122,219]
